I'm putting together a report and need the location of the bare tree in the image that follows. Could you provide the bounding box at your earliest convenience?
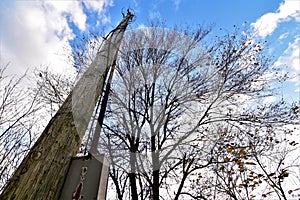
[66,29,106,74]
[0,64,75,193]
[1,20,298,200]
[96,25,300,200]
[32,67,75,116]
[0,63,43,192]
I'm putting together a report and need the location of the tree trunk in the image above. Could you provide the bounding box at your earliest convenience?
[152,153,160,200]
[151,134,160,200]
[129,147,139,200]
[0,13,134,200]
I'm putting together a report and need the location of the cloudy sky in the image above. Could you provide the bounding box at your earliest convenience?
[0,0,299,99]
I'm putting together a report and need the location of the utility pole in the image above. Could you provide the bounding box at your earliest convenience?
[0,12,134,200]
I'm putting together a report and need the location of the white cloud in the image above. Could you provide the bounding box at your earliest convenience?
[263,96,277,104]
[173,0,181,11]
[149,11,161,21]
[83,0,113,24]
[252,0,300,38]
[274,36,300,92]
[83,0,113,13]
[279,32,289,40]
[137,24,147,29]
[0,0,112,77]
[44,1,87,31]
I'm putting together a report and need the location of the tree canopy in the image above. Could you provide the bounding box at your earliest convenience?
[94,24,299,200]
[0,22,299,200]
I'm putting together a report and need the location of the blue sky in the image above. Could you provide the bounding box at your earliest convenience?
[0,0,299,101]
[109,0,283,27]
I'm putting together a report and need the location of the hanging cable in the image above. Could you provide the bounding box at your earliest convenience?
[90,60,116,154]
